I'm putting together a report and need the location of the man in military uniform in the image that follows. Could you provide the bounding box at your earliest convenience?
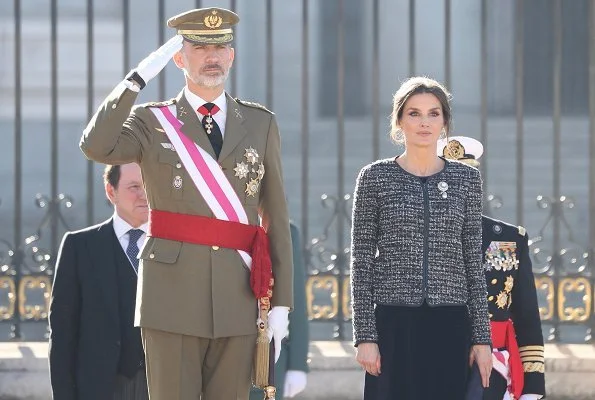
[439,137,546,400]
[80,7,293,400]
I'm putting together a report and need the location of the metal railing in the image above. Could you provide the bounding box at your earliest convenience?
[1,0,594,342]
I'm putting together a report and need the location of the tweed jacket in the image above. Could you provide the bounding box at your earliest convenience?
[350,157,491,345]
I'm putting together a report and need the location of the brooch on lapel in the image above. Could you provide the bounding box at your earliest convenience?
[438,181,449,198]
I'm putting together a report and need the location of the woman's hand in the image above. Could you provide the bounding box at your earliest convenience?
[356,342,381,376]
[469,344,492,387]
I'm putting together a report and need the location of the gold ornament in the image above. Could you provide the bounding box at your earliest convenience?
[443,139,465,160]
[204,10,223,29]
[504,275,514,293]
[245,178,260,197]
[496,291,509,309]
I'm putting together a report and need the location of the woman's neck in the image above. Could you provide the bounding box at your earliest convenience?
[397,148,444,177]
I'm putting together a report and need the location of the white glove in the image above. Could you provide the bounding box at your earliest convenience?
[135,35,183,85]
[283,370,307,398]
[266,306,289,363]
[519,395,542,400]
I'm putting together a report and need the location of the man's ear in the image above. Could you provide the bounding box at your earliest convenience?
[173,49,184,69]
[105,183,116,205]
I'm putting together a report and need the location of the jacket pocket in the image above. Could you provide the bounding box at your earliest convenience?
[158,149,185,200]
[139,237,182,264]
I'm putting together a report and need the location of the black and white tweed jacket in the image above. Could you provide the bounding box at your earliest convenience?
[350,157,491,346]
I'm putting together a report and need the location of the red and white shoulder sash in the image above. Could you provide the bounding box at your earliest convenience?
[150,105,253,269]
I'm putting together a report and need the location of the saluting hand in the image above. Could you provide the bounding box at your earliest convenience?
[356,342,381,376]
[469,344,492,388]
[135,35,183,86]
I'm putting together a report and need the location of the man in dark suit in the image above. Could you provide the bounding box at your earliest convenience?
[49,163,149,400]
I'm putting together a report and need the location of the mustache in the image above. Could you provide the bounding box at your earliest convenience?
[201,64,223,72]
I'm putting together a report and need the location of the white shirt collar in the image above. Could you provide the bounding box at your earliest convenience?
[183,87,227,117]
[112,212,148,240]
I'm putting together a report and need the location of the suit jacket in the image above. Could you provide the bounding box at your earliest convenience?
[80,85,293,338]
[482,216,545,397]
[48,219,145,400]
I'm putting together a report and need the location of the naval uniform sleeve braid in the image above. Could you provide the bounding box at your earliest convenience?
[463,168,491,345]
[511,232,546,396]
[350,165,380,346]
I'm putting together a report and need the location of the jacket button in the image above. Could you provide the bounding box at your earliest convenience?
[111,104,117,109]
[212,246,219,251]
[139,360,145,368]
[491,279,497,285]
[149,253,155,259]
[176,163,182,169]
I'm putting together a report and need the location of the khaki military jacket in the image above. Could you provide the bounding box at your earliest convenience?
[80,83,293,339]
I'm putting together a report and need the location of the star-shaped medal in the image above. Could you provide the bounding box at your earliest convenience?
[256,163,265,180]
[244,147,259,164]
[234,162,250,179]
[245,178,260,197]
[496,291,509,309]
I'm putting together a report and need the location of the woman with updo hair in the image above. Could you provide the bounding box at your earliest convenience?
[350,76,492,399]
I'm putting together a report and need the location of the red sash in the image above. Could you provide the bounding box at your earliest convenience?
[147,209,272,299]
[148,104,273,300]
[491,320,524,399]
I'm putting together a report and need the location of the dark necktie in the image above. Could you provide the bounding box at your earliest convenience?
[198,102,223,159]
[126,229,144,273]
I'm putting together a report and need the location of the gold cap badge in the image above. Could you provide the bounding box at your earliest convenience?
[167,7,239,44]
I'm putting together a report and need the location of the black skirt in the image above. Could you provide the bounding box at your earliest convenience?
[363,302,471,400]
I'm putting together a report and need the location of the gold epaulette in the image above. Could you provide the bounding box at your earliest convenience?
[518,225,526,236]
[235,98,273,114]
[144,99,176,108]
